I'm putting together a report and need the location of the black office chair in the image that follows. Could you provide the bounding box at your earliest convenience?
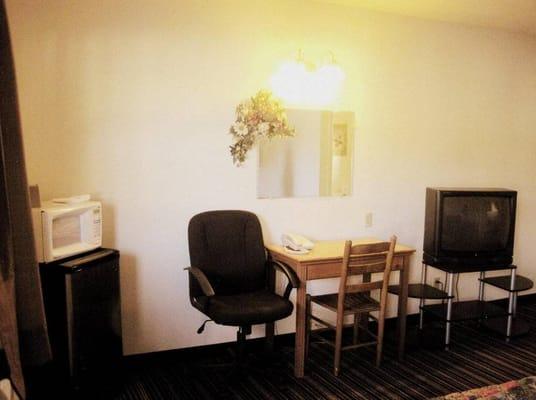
[186,210,298,364]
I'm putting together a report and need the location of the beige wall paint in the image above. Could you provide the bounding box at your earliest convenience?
[6,0,536,355]
[319,0,536,37]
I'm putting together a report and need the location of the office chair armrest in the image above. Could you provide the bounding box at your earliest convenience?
[268,260,299,299]
[185,267,215,297]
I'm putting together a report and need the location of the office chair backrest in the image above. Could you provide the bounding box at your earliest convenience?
[188,210,267,297]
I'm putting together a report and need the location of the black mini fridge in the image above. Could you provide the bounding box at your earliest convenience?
[39,248,122,387]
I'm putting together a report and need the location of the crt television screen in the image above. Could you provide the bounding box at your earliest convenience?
[441,196,511,252]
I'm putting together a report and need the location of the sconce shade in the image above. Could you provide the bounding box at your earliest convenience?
[270,52,345,107]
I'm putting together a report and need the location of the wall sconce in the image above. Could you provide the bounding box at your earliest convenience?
[270,50,345,107]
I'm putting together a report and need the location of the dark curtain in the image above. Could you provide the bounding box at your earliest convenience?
[0,1,52,397]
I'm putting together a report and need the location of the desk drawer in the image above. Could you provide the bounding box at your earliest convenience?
[306,262,341,280]
[306,256,404,280]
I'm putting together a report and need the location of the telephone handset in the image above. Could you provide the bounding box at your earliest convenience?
[281,233,314,254]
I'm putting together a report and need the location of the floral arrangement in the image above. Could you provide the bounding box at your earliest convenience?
[229,90,295,166]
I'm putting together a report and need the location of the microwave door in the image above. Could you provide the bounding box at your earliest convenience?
[42,202,102,262]
[52,213,81,249]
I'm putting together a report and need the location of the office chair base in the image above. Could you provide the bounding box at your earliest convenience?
[193,326,287,380]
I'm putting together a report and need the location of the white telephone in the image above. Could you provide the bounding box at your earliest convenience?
[281,233,315,254]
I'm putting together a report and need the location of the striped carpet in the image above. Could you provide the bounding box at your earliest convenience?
[86,300,536,400]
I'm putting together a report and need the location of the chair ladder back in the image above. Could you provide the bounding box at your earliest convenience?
[337,240,353,314]
[347,241,390,272]
[314,235,398,375]
[347,255,389,274]
[379,236,397,300]
[346,280,383,294]
[337,237,398,311]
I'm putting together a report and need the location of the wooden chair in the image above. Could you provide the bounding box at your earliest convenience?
[306,236,397,376]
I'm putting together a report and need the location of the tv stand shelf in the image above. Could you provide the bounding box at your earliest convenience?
[388,283,452,299]
[479,275,534,292]
[479,274,533,338]
[421,300,507,322]
[413,262,531,350]
[482,317,530,337]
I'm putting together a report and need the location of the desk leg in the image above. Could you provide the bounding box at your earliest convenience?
[397,257,410,360]
[294,266,307,378]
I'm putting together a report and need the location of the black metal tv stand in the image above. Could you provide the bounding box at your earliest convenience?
[390,262,532,350]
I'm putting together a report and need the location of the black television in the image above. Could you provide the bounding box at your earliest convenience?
[423,188,517,267]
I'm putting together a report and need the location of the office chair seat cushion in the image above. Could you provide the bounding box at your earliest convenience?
[205,290,293,326]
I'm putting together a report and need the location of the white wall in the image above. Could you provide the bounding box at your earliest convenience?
[6,0,536,355]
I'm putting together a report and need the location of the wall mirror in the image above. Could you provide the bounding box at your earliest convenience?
[257,109,354,198]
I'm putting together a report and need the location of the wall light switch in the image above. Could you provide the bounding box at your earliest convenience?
[365,212,373,228]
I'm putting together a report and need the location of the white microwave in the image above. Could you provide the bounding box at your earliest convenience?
[31,201,102,263]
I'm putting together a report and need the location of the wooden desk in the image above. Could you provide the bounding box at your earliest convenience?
[266,238,415,378]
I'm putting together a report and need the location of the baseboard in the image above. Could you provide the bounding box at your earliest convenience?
[124,292,536,364]
[497,292,536,305]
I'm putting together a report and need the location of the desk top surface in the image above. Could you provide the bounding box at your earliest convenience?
[266,237,415,263]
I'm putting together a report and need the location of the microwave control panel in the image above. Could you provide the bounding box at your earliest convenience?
[92,206,102,244]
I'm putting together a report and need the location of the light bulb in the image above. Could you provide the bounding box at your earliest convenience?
[270,52,345,107]
[270,60,309,106]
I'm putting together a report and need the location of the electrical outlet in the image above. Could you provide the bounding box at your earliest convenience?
[365,212,373,228]
[434,278,442,289]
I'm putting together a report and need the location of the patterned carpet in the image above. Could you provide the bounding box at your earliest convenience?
[431,376,536,400]
[76,300,536,400]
